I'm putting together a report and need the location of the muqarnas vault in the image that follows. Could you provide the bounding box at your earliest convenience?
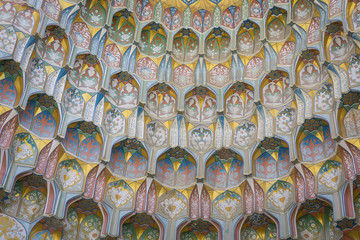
[0,0,359,239]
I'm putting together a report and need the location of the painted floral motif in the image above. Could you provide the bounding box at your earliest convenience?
[329,36,352,61]
[0,27,17,54]
[109,12,135,45]
[250,0,265,18]
[42,0,61,21]
[192,9,212,33]
[245,57,264,79]
[146,88,176,118]
[242,223,277,240]
[263,81,287,106]
[256,152,277,179]
[108,73,138,108]
[181,220,218,239]
[18,190,46,221]
[205,31,231,62]
[69,56,101,92]
[172,29,199,62]
[11,133,37,165]
[163,7,182,30]
[119,83,138,107]
[254,182,265,212]
[1,182,21,217]
[56,160,84,191]
[44,39,66,67]
[63,88,85,115]
[0,214,26,240]
[201,97,217,121]
[206,149,244,188]
[344,108,360,137]
[0,3,16,24]
[185,89,217,121]
[63,208,79,240]
[348,55,360,86]
[329,0,342,18]
[213,191,241,219]
[0,115,17,148]
[14,10,35,35]
[318,160,343,191]
[276,108,296,133]
[185,96,201,121]
[297,214,323,240]
[159,191,187,219]
[189,186,199,219]
[78,214,102,240]
[300,134,324,162]
[352,4,360,30]
[237,31,258,55]
[147,182,157,214]
[145,122,168,147]
[110,139,148,179]
[135,181,146,212]
[106,180,133,208]
[293,0,313,23]
[226,94,244,118]
[241,227,260,240]
[267,18,286,42]
[226,89,254,119]
[208,64,230,87]
[139,23,166,57]
[135,57,158,81]
[314,85,334,112]
[79,67,100,91]
[70,22,91,50]
[31,110,57,138]
[299,63,320,87]
[222,6,241,29]
[307,17,321,44]
[233,122,257,148]
[110,147,125,176]
[156,150,196,187]
[104,108,125,135]
[177,161,197,187]
[127,224,159,240]
[122,213,160,239]
[102,43,121,68]
[267,181,293,211]
[278,41,296,65]
[81,1,106,28]
[173,65,193,87]
[189,127,213,152]
[78,136,101,163]
[28,59,47,87]
[135,0,153,21]
[206,160,228,188]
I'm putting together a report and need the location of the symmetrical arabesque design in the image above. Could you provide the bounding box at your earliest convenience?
[0,0,359,239]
